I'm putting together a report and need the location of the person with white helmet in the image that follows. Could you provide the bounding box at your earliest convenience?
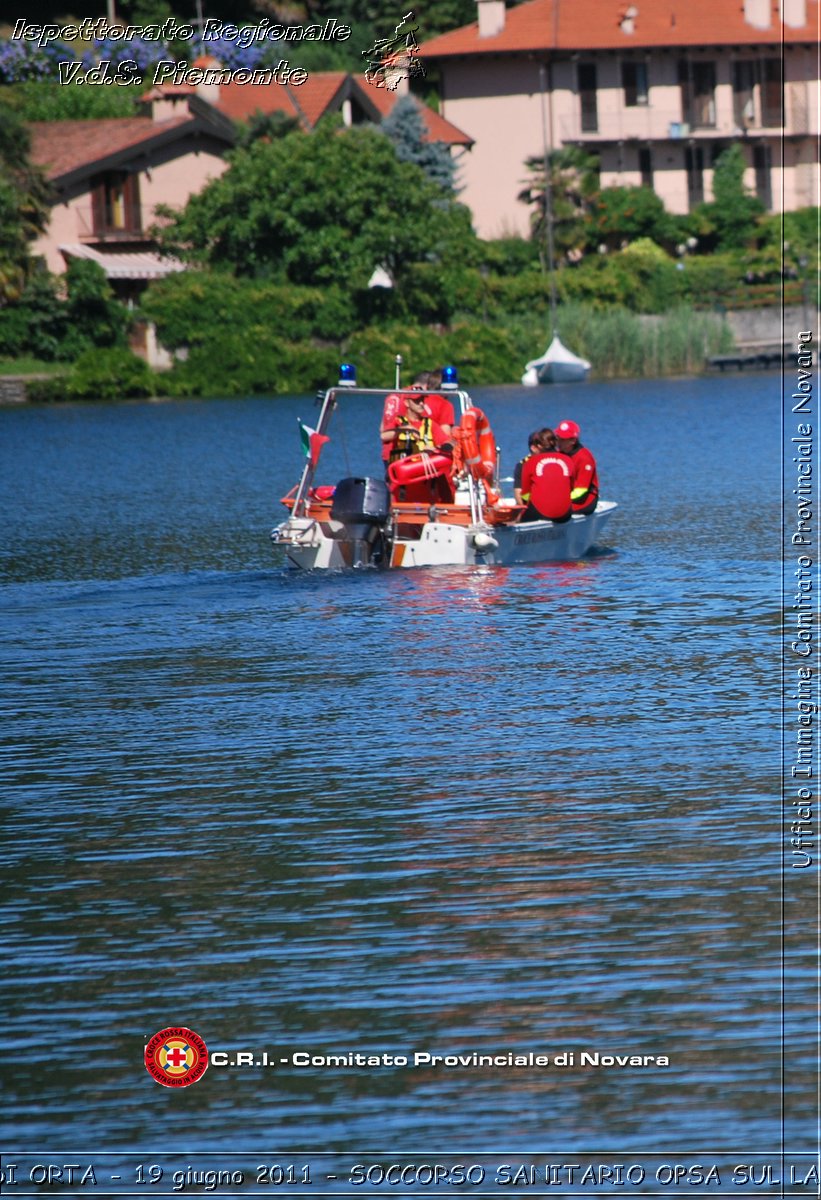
[554,419,599,515]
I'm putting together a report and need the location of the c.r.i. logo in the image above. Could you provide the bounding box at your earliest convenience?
[144,1027,208,1088]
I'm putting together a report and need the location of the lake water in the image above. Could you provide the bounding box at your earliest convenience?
[0,373,812,1194]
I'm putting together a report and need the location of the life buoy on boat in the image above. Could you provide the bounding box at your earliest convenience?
[387,452,454,489]
[458,407,500,505]
[460,407,496,481]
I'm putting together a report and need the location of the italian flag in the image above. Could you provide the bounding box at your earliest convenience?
[299,420,329,467]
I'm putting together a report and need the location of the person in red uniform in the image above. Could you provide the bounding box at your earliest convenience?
[554,419,599,514]
[514,428,554,505]
[380,390,454,502]
[381,391,444,461]
[519,446,573,522]
[417,370,455,439]
[379,371,454,462]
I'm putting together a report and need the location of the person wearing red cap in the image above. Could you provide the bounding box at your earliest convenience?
[554,419,599,515]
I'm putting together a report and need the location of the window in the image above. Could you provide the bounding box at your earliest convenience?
[760,58,783,127]
[639,147,653,189]
[623,61,649,107]
[685,145,705,208]
[753,143,772,208]
[91,171,141,237]
[679,60,716,128]
[732,61,756,127]
[578,63,598,132]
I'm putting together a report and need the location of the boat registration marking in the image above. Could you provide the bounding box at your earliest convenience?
[513,527,562,545]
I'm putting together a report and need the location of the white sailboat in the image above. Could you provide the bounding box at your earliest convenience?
[522,62,591,387]
[522,335,591,386]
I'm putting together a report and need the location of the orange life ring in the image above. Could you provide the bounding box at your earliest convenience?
[387,452,454,489]
[459,407,496,482]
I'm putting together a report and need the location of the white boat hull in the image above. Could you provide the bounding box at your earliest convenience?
[522,334,591,386]
[535,359,591,384]
[274,501,617,570]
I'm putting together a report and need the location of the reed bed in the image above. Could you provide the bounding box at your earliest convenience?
[503,304,735,380]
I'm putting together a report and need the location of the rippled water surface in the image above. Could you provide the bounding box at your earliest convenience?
[0,375,803,1168]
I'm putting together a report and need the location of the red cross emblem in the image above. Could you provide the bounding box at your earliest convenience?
[145,1027,208,1088]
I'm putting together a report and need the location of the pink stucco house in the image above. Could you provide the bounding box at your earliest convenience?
[28,91,235,363]
[27,76,469,361]
[28,75,471,285]
[28,91,235,288]
[422,0,820,237]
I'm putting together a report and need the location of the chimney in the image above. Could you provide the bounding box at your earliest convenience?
[620,5,638,34]
[139,87,195,121]
[477,0,506,37]
[743,0,771,27]
[780,0,806,26]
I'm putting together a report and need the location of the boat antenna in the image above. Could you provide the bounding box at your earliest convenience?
[538,59,557,338]
[394,354,403,389]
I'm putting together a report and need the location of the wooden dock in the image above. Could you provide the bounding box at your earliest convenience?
[707,342,801,371]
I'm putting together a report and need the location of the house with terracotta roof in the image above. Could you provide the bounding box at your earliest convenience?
[27,70,469,292]
[27,91,235,363]
[28,91,235,287]
[422,0,819,237]
[200,67,473,151]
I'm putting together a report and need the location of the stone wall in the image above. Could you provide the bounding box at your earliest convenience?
[724,305,809,345]
[0,376,35,404]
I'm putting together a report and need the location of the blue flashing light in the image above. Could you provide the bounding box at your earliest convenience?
[338,362,357,387]
[441,365,459,390]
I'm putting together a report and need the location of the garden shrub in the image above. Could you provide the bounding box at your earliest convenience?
[66,348,154,400]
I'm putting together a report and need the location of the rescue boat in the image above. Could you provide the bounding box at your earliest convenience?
[271,365,617,570]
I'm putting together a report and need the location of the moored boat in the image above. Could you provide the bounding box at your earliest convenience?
[272,366,616,570]
[522,334,592,386]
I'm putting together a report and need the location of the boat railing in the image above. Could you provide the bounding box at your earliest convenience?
[291,385,478,519]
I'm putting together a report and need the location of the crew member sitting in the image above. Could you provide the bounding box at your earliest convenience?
[554,419,599,515]
[519,444,573,523]
[514,428,554,505]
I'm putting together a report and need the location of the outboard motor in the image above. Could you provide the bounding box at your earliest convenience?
[329,477,391,566]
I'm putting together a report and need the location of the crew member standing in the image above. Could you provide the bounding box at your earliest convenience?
[418,370,455,442]
[381,390,446,462]
[379,372,454,463]
[381,389,451,502]
[554,419,599,515]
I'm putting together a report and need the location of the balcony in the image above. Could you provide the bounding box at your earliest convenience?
[556,103,806,145]
[75,205,151,245]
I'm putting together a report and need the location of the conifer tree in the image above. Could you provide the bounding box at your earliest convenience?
[381,94,458,194]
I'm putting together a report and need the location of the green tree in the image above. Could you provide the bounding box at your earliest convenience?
[153,123,477,319]
[235,110,302,149]
[690,145,765,250]
[62,259,131,355]
[585,186,681,252]
[0,258,131,361]
[0,99,51,303]
[381,93,457,193]
[518,147,600,261]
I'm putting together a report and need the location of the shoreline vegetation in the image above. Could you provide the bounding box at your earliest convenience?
[1,66,816,403]
[0,304,745,402]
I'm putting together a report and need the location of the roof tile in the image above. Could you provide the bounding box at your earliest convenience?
[28,116,190,180]
[421,0,819,56]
